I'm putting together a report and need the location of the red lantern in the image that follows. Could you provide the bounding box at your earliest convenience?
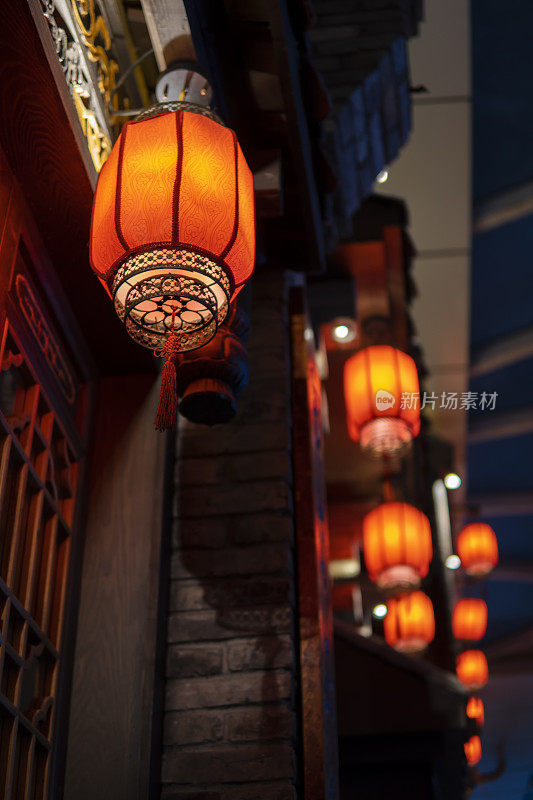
[363,501,432,589]
[90,104,255,428]
[456,650,488,690]
[452,599,487,641]
[384,591,435,653]
[466,696,484,728]
[464,735,482,766]
[343,345,420,455]
[176,305,250,425]
[457,523,498,576]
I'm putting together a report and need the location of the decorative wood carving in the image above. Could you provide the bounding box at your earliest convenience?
[0,146,91,800]
[38,0,118,171]
[0,317,84,799]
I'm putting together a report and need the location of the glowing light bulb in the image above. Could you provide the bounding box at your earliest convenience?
[444,473,462,490]
[331,319,356,344]
[373,603,388,619]
[333,324,350,340]
[445,554,461,570]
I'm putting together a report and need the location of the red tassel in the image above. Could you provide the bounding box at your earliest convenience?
[155,331,181,431]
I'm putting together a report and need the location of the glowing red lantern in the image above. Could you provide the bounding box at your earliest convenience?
[464,735,482,765]
[343,345,420,455]
[363,501,432,589]
[466,696,484,728]
[452,599,487,641]
[384,591,435,653]
[457,523,498,576]
[90,104,255,428]
[456,650,488,689]
[176,305,250,425]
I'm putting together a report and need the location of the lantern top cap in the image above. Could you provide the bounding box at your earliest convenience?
[134,100,224,127]
[155,61,213,107]
[460,522,496,533]
[364,500,429,518]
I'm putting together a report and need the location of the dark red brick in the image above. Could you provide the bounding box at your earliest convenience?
[171,517,229,550]
[166,643,223,678]
[226,703,294,742]
[170,543,292,580]
[230,513,293,545]
[227,635,294,672]
[165,670,292,711]
[162,743,295,784]
[167,605,293,644]
[169,577,292,612]
[177,480,291,517]
[164,709,224,746]
[178,421,290,456]
[172,512,294,550]
[161,781,296,800]
[177,450,291,488]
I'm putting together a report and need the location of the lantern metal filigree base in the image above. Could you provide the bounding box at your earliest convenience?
[393,638,428,655]
[112,247,232,352]
[464,562,495,578]
[360,418,413,456]
[377,565,420,591]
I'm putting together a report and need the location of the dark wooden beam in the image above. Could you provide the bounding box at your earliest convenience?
[266,0,325,271]
[184,0,326,271]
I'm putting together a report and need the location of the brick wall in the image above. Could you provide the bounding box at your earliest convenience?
[162,271,299,800]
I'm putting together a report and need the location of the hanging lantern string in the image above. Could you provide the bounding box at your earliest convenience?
[382,453,395,502]
[155,307,181,431]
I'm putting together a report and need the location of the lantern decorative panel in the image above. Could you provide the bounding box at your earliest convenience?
[343,345,420,455]
[452,599,488,641]
[466,696,484,728]
[457,523,498,576]
[456,650,489,690]
[363,501,432,589]
[90,102,255,428]
[384,591,435,653]
[464,735,482,766]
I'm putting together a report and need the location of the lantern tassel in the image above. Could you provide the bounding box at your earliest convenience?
[155,330,181,431]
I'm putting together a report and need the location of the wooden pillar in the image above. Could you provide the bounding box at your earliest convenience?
[64,375,169,800]
[290,282,339,800]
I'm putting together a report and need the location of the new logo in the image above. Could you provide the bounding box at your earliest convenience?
[375,389,396,410]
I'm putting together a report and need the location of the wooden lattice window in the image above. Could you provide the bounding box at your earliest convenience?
[0,262,87,799]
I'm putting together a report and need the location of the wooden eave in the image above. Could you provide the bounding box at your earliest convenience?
[0,1,154,375]
[184,0,327,272]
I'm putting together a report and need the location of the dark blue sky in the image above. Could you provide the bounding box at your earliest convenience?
[473,0,533,203]
[469,1,533,794]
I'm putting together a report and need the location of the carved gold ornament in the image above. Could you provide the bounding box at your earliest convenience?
[40,0,119,171]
